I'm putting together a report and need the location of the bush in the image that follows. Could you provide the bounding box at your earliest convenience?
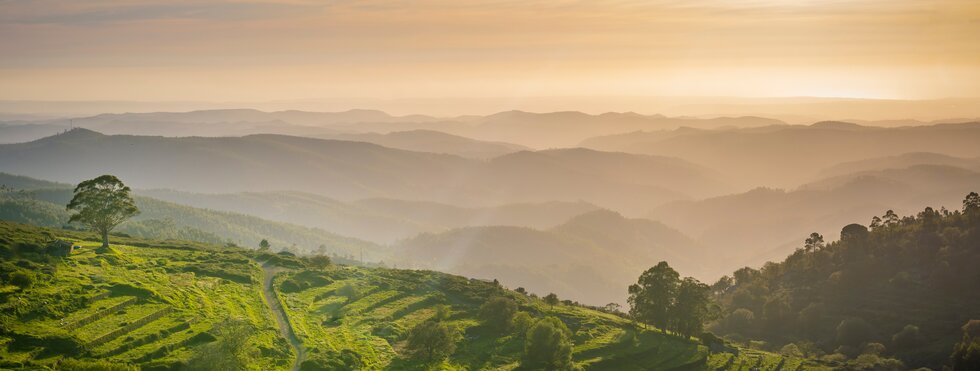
[523,316,574,370]
[337,284,360,301]
[780,343,803,358]
[9,270,34,289]
[479,296,517,332]
[513,312,535,337]
[405,320,458,362]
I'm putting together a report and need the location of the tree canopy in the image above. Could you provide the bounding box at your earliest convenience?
[66,175,139,247]
[523,316,574,370]
[405,320,458,362]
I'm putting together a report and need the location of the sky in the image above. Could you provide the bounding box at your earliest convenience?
[1,0,979,107]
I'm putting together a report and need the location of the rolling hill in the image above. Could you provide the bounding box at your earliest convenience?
[395,210,707,306]
[0,129,730,213]
[0,173,383,260]
[648,165,980,272]
[319,130,529,159]
[581,121,980,189]
[0,220,816,370]
[0,109,784,149]
[813,152,980,180]
[140,189,600,245]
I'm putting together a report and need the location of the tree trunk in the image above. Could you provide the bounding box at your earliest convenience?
[101,229,109,248]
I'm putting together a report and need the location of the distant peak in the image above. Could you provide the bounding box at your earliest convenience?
[41,127,105,141]
[810,121,865,130]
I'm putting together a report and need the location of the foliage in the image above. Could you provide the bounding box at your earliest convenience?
[512,311,534,337]
[66,175,139,247]
[710,193,980,369]
[9,270,34,290]
[952,320,980,371]
[185,319,256,371]
[55,358,138,371]
[523,316,574,370]
[543,293,559,309]
[479,296,517,332]
[628,261,679,330]
[629,261,712,337]
[405,320,458,362]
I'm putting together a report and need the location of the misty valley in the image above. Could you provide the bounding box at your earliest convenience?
[2,0,980,369]
[0,108,978,371]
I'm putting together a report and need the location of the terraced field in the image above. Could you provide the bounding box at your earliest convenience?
[273,267,817,370]
[0,222,291,370]
[1,221,828,370]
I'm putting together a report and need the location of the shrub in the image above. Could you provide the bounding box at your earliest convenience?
[9,270,33,289]
[513,312,535,338]
[523,316,574,370]
[433,304,451,322]
[337,284,360,301]
[405,320,458,362]
[479,296,517,332]
[780,343,804,358]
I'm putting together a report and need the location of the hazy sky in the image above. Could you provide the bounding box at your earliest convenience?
[1,0,978,104]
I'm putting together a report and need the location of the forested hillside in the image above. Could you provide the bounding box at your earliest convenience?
[709,193,980,369]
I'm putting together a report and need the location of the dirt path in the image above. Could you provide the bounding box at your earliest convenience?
[260,262,305,371]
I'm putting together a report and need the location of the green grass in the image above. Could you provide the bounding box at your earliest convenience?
[0,220,824,370]
[0,221,287,370]
[273,266,800,370]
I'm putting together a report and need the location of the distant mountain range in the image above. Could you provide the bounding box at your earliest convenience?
[138,189,600,244]
[0,129,730,214]
[581,121,980,188]
[316,129,530,159]
[0,108,785,148]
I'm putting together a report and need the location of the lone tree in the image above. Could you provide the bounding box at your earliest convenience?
[628,261,679,330]
[66,175,139,248]
[544,293,560,310]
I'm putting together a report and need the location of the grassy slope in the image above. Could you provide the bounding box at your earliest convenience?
[0,221,290,370]
[273,266,824,370]
[0,221,823,370]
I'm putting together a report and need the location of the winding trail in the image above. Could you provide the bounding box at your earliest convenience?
[260,262,305,371]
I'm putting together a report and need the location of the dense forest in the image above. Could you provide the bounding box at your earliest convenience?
[709,193,980,369]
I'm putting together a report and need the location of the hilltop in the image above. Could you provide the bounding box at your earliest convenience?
[0,220,817,370]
